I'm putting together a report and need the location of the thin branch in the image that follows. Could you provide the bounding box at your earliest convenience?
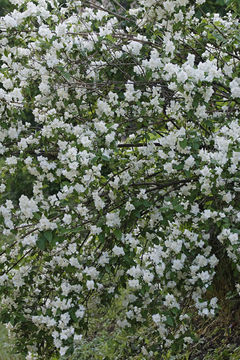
[117,142,161,148]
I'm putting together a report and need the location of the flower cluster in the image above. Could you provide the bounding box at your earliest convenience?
[0,0,240,358]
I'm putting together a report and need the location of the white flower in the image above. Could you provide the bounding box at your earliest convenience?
[59,347,68,356]
[0,274,8,285]
[202,308,209,316]
[128,279,140,289]
[210,297,218,308]
[172,259,183,271]
[165,40,175,55]
[74,334,83,342]
[177,0,189,5]
[229,233,238,245]
[2,79,13,90]
[117,319,130,328]
[98,252,109,265]
[19,195,38,219]
[92,192,105,210]
[8,127,18,139]
[209,255,218,268]
[94,121,107,133]
[97,99,113,117]
[0,184,6,193]
[163,294,179,309]
[76,305,85,319]
[127,265,142,278]
[112,245,125,256]
[122,41,142,55]
[22,234,37,247]
[38,25,53,39]
[90,225,102,235]
[86,280,94,290]
[56,23,67,37]
[152,313,161,324]
[26,352,38,360]
[222,192,232,204]
[125,201,135,211]
[184,155,195,169]
[4,15,17,28]
[39,215,57,231]
[39,81,50,95]
[184,337,193,344]
[163,0,176,13]
[177,70,188,83]
[84,266,99,279]
[198,271,210,283]
[142,270,154,283]
[106,211,121,227]
[62,214,72,225]
[164,162,173,174]
[60,312,71,326]
[200,166,210,177]
[230,78,240,98]
[80,136,92,148]
[105,132,115,145]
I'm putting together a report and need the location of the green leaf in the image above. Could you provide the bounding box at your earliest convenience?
[179,139,188,149]
[36,233,47,251]
[44,230,52,242]
[102,155,110,161]
[171,307,180,316]
[69,308,77,322]
[174,204,184,213]
[192,139,200,150]
[99,233,105,243]
[56,65,71,80]
[120,208,126,217]
[114,229,122,241]
[165,316,175,327]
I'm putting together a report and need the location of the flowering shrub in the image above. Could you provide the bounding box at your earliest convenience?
[0,0,240,358]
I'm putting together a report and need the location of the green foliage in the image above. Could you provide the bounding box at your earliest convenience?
[195,0,240,16]
[225,0,240,14]
[199,0,227,15]
[0,323,23,359]
[0,0,12,16]
[65,295,155,360]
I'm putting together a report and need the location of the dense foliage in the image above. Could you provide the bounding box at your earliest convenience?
[0,0,240,359]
